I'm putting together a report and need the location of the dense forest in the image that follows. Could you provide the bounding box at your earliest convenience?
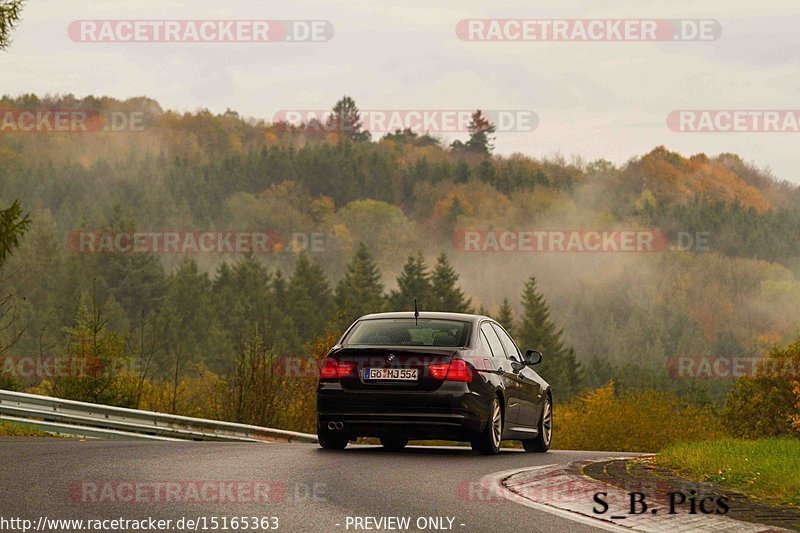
[2,94,800,433]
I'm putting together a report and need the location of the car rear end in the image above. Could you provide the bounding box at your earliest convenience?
[316,316,487,441]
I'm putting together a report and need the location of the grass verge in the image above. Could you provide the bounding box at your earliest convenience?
[655,438,800,507]
[0,420,52,437]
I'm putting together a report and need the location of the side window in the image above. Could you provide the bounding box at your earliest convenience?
[479,331,494,357]
[480,323,506,359]
[492,324,521,362]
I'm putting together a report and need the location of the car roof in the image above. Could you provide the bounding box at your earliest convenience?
[357,311,491,323]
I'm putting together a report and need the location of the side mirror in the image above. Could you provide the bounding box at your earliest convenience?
[525,350,543,365]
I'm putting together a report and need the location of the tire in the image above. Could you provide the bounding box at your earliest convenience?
[380,434,409,451]
[471,396,503,455]
[317,423,348,450]
[522,395,552,453]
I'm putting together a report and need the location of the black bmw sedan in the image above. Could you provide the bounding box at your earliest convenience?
[316,312,552,454]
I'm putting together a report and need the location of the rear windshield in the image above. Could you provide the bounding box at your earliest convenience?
[344,318,471,347]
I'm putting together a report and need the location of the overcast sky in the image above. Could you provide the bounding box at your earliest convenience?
[3,0,799,182]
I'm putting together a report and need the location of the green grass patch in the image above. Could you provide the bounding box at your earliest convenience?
[0,420,52,437]
[656,438,800,507]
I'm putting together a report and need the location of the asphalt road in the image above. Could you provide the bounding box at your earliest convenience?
[0,439,638,532]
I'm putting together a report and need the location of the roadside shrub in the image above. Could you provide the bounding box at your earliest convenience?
[554,381,724,452]
[792,381,800,434]
[0,368,20,391]
[136,333,336,433]
[138,364,227,420]
[224,332,292,429]
[50,334,138,408]
[723,338,800,438]
[269,336,331,433]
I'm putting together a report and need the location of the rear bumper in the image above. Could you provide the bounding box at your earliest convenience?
[317,381,487,440]
[318,410,483,440]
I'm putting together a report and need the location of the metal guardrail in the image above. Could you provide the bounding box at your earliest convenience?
[0,389,318,443]
[0,414,185,441]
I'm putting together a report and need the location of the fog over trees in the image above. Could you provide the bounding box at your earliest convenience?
[1,94,800,432]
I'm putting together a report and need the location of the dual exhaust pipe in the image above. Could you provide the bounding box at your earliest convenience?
[327,421,344,431]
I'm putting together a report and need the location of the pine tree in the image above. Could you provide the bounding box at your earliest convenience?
[454,160,470,182]
[476,159,495,182]
[335,242,385,328]
[0,200,29,268]
[388,253,431,311]
[3,209,61,355]
[164,258,227,370]
[445,197,465,235]
[270,269,289,302]
[288,252,334,339]
[517,276,582,401]
[91,210,167,319]
[267,269,299,355]
[450,109,496,155]
[328,96,371,142]
[231,255,271,320]
[53,285,136,407]
[466,110,496,155]
[494,297,516,336]
[430,253,472,313]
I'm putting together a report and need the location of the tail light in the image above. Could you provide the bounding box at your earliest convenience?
[429,359,472,382]
[319,357,356,380]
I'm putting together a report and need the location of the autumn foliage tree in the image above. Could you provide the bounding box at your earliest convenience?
[723,337,800,438]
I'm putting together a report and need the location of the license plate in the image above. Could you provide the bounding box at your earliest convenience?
[363,368,418,381]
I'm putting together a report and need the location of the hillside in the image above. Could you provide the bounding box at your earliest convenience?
[2,94,800,412]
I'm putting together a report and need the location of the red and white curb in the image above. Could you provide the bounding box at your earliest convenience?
[481,461,791,532]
